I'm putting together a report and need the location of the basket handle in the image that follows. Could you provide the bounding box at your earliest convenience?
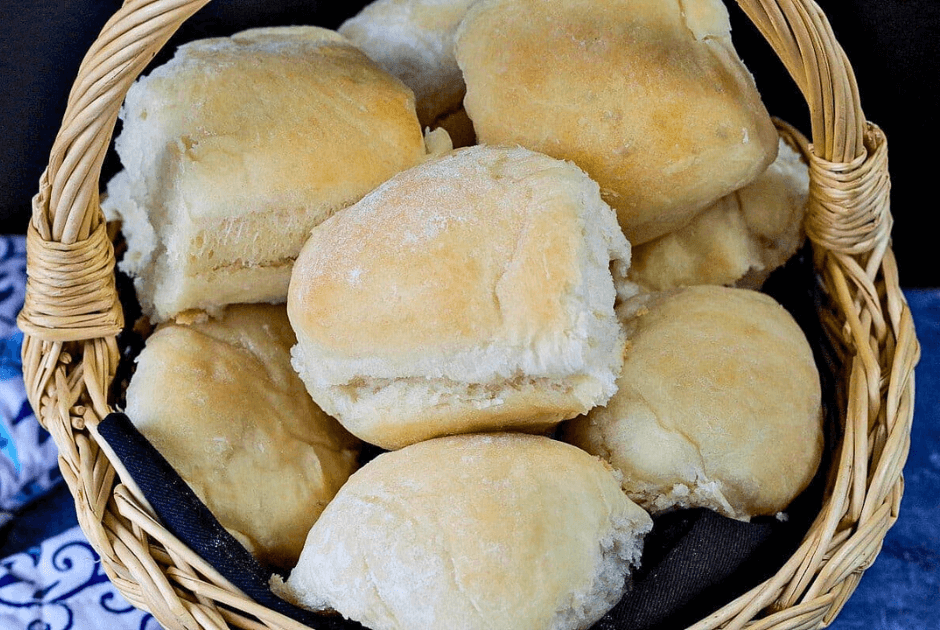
[37,0,213,245]
[736,0,893,289]
[737,0,866,162]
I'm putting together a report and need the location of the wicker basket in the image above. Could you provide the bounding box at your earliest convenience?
[16,0,920,628]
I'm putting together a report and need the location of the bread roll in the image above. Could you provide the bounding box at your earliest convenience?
[102,26,427,322]
[455,0,779,245]
[562,286,823,520]
[125,304,360,568]
[629,138,810,291]
[339,0,481,142]
[287,145,636,450]
[273,433,653,630]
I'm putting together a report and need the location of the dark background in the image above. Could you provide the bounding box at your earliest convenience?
[1,0,937,285]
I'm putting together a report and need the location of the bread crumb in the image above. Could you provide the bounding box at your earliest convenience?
[173,309,211,326]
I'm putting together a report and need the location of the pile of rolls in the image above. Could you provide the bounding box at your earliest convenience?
[102,1,825,629]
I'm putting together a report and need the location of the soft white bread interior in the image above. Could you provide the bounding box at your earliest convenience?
[272,433,653,630]
[455,0,779,245]
[287,145,636,450]
[339,0,481,138]
[124,303,361,569]
[562,286,823,520]
[102,26,427,322]
[628,137,810,291]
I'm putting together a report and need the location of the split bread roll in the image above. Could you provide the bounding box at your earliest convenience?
[102,26,428,323]
[562,286,824,520]
[273,433,654,630]
[455,0,779,245]
[339,0,481,145]
[124,303,361,569]
[628,137,810,292]
[287,145,636,450]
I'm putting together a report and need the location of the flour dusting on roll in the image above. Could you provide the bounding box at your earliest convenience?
[273,433,653,630]
[287,145,636,450]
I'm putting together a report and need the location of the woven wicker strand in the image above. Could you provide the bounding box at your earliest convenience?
[16,0,920,629]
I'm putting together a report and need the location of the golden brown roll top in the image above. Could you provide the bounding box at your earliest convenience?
[455,0,779,245]
[287,145,636,450]
[103,26,428,322]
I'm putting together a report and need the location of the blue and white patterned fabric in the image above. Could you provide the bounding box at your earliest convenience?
[0,236,27,341]
[0,236,60,528]
[0,525,156,630]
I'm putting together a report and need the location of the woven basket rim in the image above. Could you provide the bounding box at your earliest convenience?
[16,0,921,629]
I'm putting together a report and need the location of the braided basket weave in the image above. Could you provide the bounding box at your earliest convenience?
[17,0,920,628]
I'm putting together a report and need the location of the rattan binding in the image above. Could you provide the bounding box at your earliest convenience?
[17,0,920,628]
